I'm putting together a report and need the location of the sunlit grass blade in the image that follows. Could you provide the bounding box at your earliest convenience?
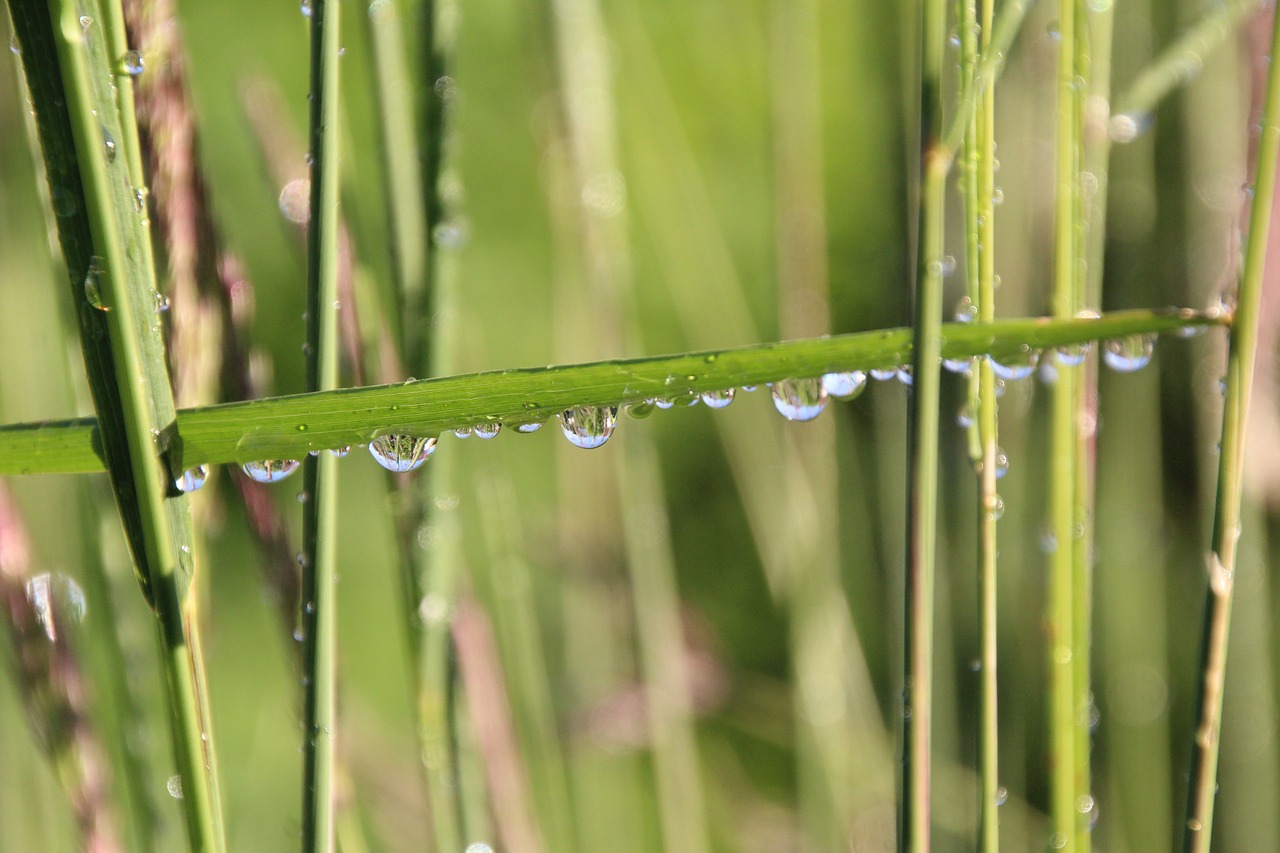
[1183,4,1280,849]
[6,1,224,848]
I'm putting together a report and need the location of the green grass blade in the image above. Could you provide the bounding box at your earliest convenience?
[6,1,224,848]
[1183,4,1280,848]
[299,0,343,850]
[0,310,1222,478]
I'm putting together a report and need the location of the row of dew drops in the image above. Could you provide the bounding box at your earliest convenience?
[169,326,1172,493]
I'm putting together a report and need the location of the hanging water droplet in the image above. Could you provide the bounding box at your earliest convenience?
[770,378,827,421]
[1038,359,1059,385]
[969,658,982,672]
[166,774,183,799]
[954,295,978,323]
[1076,794,1095,815]
[102,126,116,163]
[957,403,974,429]
[1103,333,1156,372]
[654,398,676,410]
[300,0,312,16]
[989,348,1039,381]
[515,421,543,433]
[1049,832,1067,849]
[869,367,897,381]
[1108,112,1148,144]
[278,178,310,224]
[24,573,87,641]
[942,356,973,375]
[822,371,866,400]
[433,217,470,249]
[464,844,495,853]
[453,426,472,439]
[995,786,1008,806]
[700,388,736,408]
[473,422,501,439]
[122,49,144,76]
[241,459,301,483]
[84,258,108,310]
[328,446,350,458]
[368,434,437,472]
[985,496,1005,521]
[991,186,1004,206]
[896,366,914,385]
[79,15,93,29]
[741,385,758,392]
[132,186,149,215]
[940,255,957,276]
[175,465,208,494]
[1040,531,1058,553]
[153,291,170,313]
[1055,341,1090,367]
[994,447,1009,479]
[559,406,618,449]
[628,401,655,419]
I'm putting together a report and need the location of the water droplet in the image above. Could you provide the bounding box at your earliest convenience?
[453,427,472,439]
[1040,531,1058,553]
[304,600,315,614]
[465,844,495,853]
[985,496,1005,521]
[515,421,543,433]
[700,388,736,408]
[1046,20,1061,41]
[329,446,350,458]
[1103,333,1156,372]
[153,291,170,313]
[473,422,501,439]
[24,573,87,641]
[995,786,1008,806]
[994,447,1009,478]
[300,0,312,16]
[990,348,1039,381]
[1187,819,1203,832]
[822,371,866,400]
[166,774,183,799]
[969,658,982,671]
[433,217,470,249]
[79,15,93,29]
[1055,341,1090,367]
[770,378,827,421]
[278,178,310,224]
[869,367,897,381]
[559,406,618,449]
[741,385,758,392]
[84,259,108,310]
[1049,832,1067,849]
[9,33,20,55]
[419,593,448,624]
[957,403,974,429]
[940,255,957,276]
[628,401,655,419]
[654,398,676,409]
[896,366,914,385]
[102,127,116,163]
[1108,112,1148,144]
[122,49,144,76]
[1077,794,1095,814]
[369,434,437,472]
[991,186,1004,205]
[1175,323,1207,338]
[954,295,978,323]
[175,465,208,493]
[942,356,973,375]
[132,186,149,214]
[296,491,309,503]
[241,459,301,483]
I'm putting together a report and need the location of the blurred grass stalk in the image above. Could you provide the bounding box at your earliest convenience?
[1183,3,1280,850]
[6,0,224,848]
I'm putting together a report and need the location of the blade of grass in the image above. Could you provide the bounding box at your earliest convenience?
[941,0,1037,157]
[1183,3,1280,848]
[901,0,947,844]
[299,0,343,850]
[6,1,224,848]
[0,310,1222,477]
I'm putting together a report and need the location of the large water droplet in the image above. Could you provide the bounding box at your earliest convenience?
[700,388,735,408]
[822,371,866,400]
[954,295,978,323]
[241,459,301,483]
[990,349,1039,381]
[25,573,87,641]
[942,356,973,375]
[770,378,827,421]
[122,49,144,76]
[515,421,543,433]
[654,398,677,410]
[328,446,350,458]
[957,403,974,429]
[473,422,501,439]
[175,465,208,493]
[1103,333,1156,372]
[628,401,655,419]
[1049,832,1067,849]
[896,366,914,386]
[1055,341,1090,367]
[994,447,1009,479]
[166,774,183,799]
[84,258,108,310]
[995,786,1008,806]
[368,434,437,472]
[559,406,618,449]
[453,426,472,439]
[869,367,897,381]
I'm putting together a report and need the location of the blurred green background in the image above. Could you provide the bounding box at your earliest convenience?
[0,0,1277,851]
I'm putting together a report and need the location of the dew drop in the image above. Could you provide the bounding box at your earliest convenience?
[991,186,1004,205]
[896,366,914,386]
[989,348,1039,381]
[25,573,87,641]
[241,459,301,483]
[515,421,543,433]
[741,385,758,392]
[473,422,501,439]
[166,774,183,799]
[122,49,144,76]
[328,446,350,458]
[368,434,437,472]
[278,178,310,224]
[954,295,978,323]
[1077,794,1095,814]
[994,447,1009,479]
[956,403,974,429]
[985,496,1005,521]
[654,398,676,410]
[942,356,973,375]
[153,291,170,313]
[700,388,736,408]
[770,378,827,422]
[628,401,655,419]
[453,427,473,439]
[995,786,1008,806]
[822,371,866,400]
[102,127,116,163]
[465,844,495,853]
[84,260,108,311]
[1108,112,1148,144]
[79,15,93,29]
[175,465,208,494]
[869,367,897,381]
[300,0,312,16]
[559,406,618,449]
[940,254,957,276]
[1102,333,1156,372]
[1055,341,1090,367]
[1049,832,1067,849]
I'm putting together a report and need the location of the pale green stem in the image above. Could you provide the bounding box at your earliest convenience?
[1183,4,1280,849]
[299,0,342,850]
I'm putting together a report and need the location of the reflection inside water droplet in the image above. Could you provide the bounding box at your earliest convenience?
[473,422,501,439]
[25,573,87,641]
[368,434,437,472]
[700,388,735,408]
[241,459,301,483]
[822,371,866,400]
[770,378,827,421]
[559,406,618,449]
[1102,333,1156,372]
[166,774,183,799]
[990,348,1039,381]
[175,465,208,493]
